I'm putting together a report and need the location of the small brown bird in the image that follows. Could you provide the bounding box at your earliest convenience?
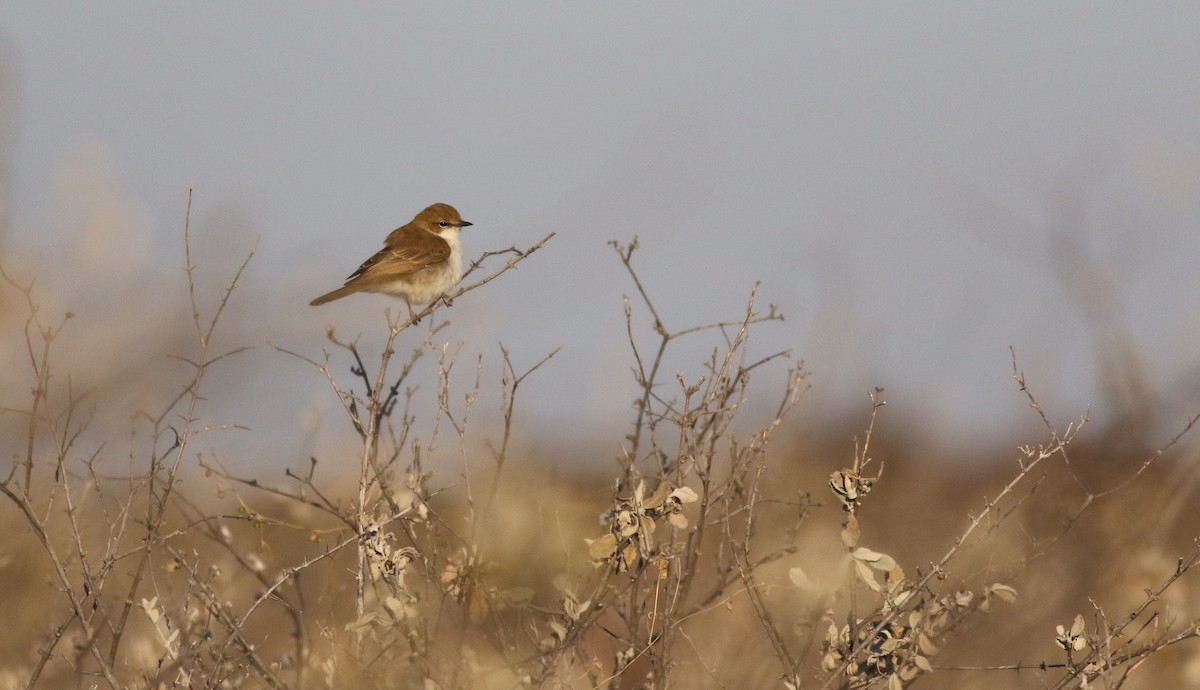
[310,203,473,306]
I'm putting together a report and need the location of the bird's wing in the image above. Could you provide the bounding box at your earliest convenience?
[346,229,450,281]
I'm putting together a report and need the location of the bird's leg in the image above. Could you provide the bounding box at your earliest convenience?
[439,293,454,308]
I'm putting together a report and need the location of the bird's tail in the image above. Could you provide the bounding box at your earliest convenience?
[310,284,359,306]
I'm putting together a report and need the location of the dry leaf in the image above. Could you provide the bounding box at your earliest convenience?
[670,486,698,503]
[789,566,820,593]
[586,534,617,561]
[643,481,671,510]
[988,583,1018,604]
[851,547,897,572]
[854,559,882,592]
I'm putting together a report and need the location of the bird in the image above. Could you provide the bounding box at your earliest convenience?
[310,203,473,307]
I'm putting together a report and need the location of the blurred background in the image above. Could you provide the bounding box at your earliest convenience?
[1,4,1199,471]
[3,5,1200,688]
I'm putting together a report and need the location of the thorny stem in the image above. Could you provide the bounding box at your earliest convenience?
[852,387,887,477]
[823,353,1080,690]
[110,190,256,670]
[822,348,1198,690]
[0,188,257,689]
[312,232,556,658]
[483,343,562,519]
[598,238,798,689]
[611,237,784,488]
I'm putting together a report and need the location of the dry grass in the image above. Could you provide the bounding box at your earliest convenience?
[1,195,1199,690]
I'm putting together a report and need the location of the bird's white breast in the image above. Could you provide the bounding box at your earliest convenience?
[440,228,463,284]
[388,227,461,304]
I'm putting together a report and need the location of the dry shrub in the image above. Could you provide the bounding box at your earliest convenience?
[1,196,1198,690]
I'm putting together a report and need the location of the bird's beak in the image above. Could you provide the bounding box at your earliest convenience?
[459,220,473,228]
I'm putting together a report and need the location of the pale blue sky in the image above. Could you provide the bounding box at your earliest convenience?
[2,4,1199,462]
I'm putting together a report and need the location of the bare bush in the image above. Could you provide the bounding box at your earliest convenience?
[1,195,1198,690]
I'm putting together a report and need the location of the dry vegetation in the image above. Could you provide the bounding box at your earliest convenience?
[1,196,1199,690]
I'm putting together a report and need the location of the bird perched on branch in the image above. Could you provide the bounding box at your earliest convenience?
[310,203,473,307]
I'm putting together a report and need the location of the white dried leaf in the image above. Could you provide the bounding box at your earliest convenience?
[548,621,567,641]
[1055,614,1089,652]
[564,596,590,621]
[988,583,1018,603]
[1070,613,1086,637]
[162,628,179,649]
[670,486,698,503]
[824,621,840,645]
[615,509,639,537]
[667,512,689,529]
[851,547,897,571]
[821,651,839,672]
[789,566,820,592]
[140,598,161,624]
[854,559,882,592]
[851,547,883,562]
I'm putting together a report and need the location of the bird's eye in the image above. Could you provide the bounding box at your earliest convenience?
[438,221,449,227]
